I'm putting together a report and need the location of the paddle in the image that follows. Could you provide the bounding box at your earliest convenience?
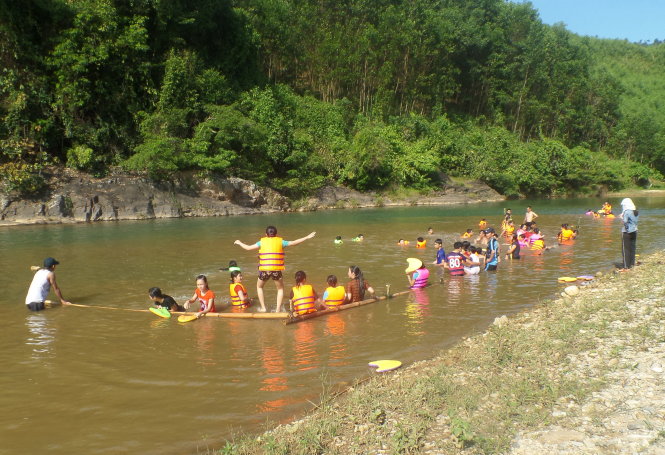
[178,314,200,323]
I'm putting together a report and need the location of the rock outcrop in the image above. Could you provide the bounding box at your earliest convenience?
[0,168,289,224]
[0,168,504,225]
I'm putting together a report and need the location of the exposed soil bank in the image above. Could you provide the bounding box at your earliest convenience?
[0,168,503,226]
[216,252,665,454]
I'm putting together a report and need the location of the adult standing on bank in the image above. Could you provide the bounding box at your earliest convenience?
[25,257,71,311]
[523,206,539,228]
[234,226,316,312]
[620,198,639,270]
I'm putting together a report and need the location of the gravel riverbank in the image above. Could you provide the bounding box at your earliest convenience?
[218,252,665,454]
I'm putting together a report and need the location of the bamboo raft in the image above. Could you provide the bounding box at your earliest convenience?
[48,286,426,321]
[57,301,291,319]
[284,287,417,324]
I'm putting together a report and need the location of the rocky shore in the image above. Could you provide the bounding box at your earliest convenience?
[0,168,503,225]
[217,252,665,454]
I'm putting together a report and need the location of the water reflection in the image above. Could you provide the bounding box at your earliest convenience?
[194,321,219,367]
[293,323,317,372]
[403,289,430,337]
[25,314,56,359]
[257,342,290,413]
[325,314,349,367]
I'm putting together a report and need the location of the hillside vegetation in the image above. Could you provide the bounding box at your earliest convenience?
[1,0,663,198]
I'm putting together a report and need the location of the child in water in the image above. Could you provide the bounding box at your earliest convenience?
[229,271,251,308]
[334,235,343,245]
[219,260,241,272]
[464,247,482,275]
[416,237,427,248]
[289,270,318,315]
[148,287,185,312]
[184,275,216,318]
[397,239,410,246]
[351,234,364,242]
[321,275,347,308]
[406,258,429,288]
[461,229,473,239]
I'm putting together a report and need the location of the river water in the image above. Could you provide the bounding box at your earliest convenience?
[1,197,664,454]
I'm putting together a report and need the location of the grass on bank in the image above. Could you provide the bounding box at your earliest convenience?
[208,254,664,454]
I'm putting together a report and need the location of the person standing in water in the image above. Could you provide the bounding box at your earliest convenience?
[619,198,639,270]
[523,206,539,228]
[234,226,316,312]
[25,257,71,311]
[484,228,500,271]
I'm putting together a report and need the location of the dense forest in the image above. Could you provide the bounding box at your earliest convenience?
[1,0,663,198]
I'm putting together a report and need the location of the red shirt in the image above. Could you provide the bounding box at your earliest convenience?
[447,252,466,276]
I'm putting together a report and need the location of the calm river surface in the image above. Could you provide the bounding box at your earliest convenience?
[2,197,664,454]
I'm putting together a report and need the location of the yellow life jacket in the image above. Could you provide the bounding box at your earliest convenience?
[479,220,487,229]
[461,232,472,239]
[531,239,545,250]
[559,229,574,241]
[323,285,346,306]
[416,240,427,248]
[258,236,285,271]
[504,225,515,237]
[292,284,316,315]
[229,283,249,306]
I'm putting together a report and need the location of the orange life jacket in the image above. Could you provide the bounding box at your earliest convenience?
[416,240,427,248]
[323,285,346,307]
[292,284,316,315]
[229,283,249,306]
[258,236,285,271]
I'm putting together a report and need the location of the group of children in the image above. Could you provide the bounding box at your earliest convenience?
[149,226,376,317]
[147,209,581,317]
[586,202,615,219]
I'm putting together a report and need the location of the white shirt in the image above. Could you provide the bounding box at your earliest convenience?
[25,269,51,305]
[464,254,481,275]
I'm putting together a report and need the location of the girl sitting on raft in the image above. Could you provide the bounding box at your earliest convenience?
[346,265,376,302]
[322,275,347,308]
[289,270,318,316]
[229,271,251,308]
[184,274,216,318]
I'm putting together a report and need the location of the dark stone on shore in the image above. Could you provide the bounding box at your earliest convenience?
[0,168,503,225]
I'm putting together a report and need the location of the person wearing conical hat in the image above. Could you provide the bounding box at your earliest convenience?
[405,258,429,289]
